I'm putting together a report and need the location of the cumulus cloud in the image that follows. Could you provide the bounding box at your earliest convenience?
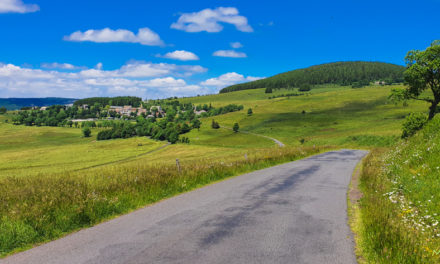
[64,27,164,46]
[41,62,87,70]
[171,7,253,33]
[0,0,39,13]
[78,61,207,78]
[157,50,199,61]
[0,62,208,99]
[201,72,263,88]
[213,50,247,58]
[230,42,243,49]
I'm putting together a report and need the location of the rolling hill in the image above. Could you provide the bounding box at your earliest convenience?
[220,61,405,93]
[0,97,76,110]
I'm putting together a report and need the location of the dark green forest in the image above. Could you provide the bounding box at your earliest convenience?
[73,96,143,107]
[220,61,405,93]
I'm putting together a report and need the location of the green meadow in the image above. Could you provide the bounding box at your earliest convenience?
[183,85,427,147]
[0,84,431,257]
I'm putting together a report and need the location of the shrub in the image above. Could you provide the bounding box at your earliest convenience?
[247,108,253,116]
[265,87,273,93]
[299,84,311,91]
[233,123,239,133]
[82,127,91,138]
[211,120,220,129]
[97,129,113,140]
[401,112,427,138]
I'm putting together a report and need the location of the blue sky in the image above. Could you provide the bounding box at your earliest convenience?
[0,0,439,99]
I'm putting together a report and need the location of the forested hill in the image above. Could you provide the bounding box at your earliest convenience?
[219,61,405,93]
[0,98,76,110]
[73,96,142,107]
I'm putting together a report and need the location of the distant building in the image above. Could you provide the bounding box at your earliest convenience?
[150,106,165,117]
[194,109,207,116]
[110,105,148,116]
[40,106,47,111]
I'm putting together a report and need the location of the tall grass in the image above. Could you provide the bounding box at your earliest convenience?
[0,145,327,256]
[357,117,440,263]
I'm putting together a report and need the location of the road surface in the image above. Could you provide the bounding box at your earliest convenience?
[2,149,367,264]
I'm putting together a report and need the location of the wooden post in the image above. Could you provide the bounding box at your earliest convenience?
[176,158,181,173]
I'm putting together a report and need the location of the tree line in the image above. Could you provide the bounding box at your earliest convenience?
[73,96,143,107]
[96,117,199,144]
[220,61,405,93]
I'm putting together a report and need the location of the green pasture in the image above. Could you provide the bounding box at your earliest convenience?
[0,85,429,178]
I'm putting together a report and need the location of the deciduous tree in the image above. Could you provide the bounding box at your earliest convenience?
[400,40,440,120]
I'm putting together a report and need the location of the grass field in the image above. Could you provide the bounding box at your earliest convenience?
[182,85,427,146]
[0,117,166,178]
[355,116,440,263]
[0,84,431,257]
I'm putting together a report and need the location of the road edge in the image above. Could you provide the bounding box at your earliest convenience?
[347,151,369,264]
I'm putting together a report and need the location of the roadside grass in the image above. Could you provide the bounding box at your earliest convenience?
[0,145,329,257]
[355,116,440,263]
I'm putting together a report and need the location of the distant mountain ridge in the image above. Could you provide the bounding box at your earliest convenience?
[220,61,405,93]
[0,98,77,110]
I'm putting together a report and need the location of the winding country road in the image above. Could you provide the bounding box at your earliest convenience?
[2,149,367,264]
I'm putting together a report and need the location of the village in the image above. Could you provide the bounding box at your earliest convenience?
[37,103,208,122]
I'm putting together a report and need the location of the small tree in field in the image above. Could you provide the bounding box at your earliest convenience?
[0,107,6,114]
[211,119,220,129]
[247,108,253,116]
[233,123,239,133]
[394,40,440,120]
[82,127,91,137]
[265,87,273,93]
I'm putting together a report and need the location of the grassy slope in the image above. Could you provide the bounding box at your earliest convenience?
[0,117,165,178]
[182,85,427,146]
[0,85,429,177]
[355,117,440,263]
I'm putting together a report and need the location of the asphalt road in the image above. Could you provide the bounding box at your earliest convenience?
[2,149,367,264]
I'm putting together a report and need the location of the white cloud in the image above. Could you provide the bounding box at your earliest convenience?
[171,7,253,33]
[0,0,39,13]
[230,42,243,49]
[0,62,209,99]
[201,72,263,88]
[78,61,207,79]
[213,50,247,58]
[41,62,87,70]
[95,62,103,70]
[157,50,199,61]
[64,27,164,46]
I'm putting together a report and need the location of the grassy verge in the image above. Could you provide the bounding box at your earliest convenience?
[353,115,440,263]
[0,145,329,257]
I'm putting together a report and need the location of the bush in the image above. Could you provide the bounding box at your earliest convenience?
[82,127,92,138]
[247,108,253,116]
[299,84,311,91]
[0,107,7,114]
[97,129,113,140]
[233,123,239,132]
[265,87,273,93]
[401,112,427,138]
[211,120,220,129]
